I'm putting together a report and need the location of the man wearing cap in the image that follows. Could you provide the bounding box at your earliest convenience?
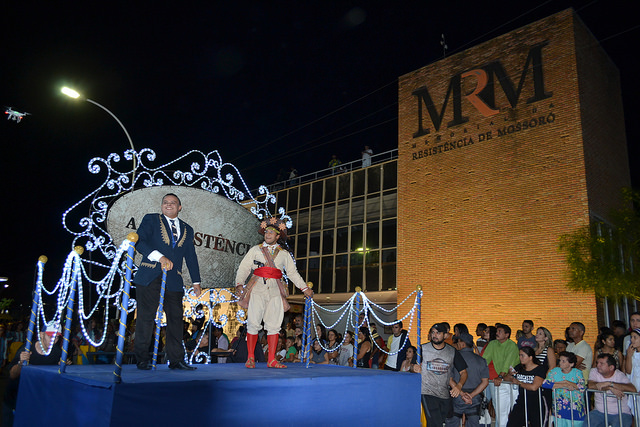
[236,217,313,368]
[133,193,202,371]
[446,332,490,427]
[414,323,468,427]
[3,323,67,425]
[482,323,520,427]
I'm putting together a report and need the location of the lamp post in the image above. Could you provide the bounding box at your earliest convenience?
[61,86,137,184]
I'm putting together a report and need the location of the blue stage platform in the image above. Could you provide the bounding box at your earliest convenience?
[14,363,421,426]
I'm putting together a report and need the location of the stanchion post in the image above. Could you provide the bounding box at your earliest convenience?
[113,234,138,383]
[416,285,422,364]
[353,287,361,369]
[303,282,313,367]
[151,270,168,369]
[24,256,48,364]
[59,247,84,373]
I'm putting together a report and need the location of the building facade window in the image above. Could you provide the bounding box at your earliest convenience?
[274,160,397,294]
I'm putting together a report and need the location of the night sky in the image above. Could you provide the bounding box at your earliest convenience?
[1,2,638,305]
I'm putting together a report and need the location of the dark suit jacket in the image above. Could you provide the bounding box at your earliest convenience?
[133,213,201,292]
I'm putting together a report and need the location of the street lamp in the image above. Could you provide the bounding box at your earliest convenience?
[61,86,137,184]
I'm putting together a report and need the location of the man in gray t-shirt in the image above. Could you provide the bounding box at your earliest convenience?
[415,323,468,427]
[445,333,489,427]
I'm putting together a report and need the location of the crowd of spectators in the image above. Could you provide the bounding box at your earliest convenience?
[9,309,640,427]
[0,322,25,370]
[409,316,640,427]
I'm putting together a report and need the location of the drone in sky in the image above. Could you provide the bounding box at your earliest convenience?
[4,107,30,123]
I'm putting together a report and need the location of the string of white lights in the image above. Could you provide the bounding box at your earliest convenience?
[48,148,283,357]
[62,148,282,272]
[308,291,420,357]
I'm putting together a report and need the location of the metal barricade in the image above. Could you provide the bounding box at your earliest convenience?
[584,388,640,427]
[490,380,546,427]
[546,385,589,427]
[490,380,519,426]
[490,383,640,427]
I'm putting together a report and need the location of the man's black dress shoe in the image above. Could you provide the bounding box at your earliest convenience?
[137,361,152,370]
[169,361,197,370]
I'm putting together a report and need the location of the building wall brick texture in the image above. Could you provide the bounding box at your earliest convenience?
[396,9,630,345]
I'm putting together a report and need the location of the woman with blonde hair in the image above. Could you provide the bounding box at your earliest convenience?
[534,326,556,371]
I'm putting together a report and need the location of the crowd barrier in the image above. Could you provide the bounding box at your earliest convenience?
[303,285,422,368]
[24,234,424,382]
[486,380,640,427]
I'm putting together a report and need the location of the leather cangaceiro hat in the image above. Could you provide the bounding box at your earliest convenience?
[259,217,289,240]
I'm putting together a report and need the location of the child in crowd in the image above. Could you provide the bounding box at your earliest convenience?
[284,336,297,362]
[275,337,286,362]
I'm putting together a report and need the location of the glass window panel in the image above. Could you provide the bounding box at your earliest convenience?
[381,191,397,219]
[309,232,320,256]
[296,234,308,259]
[366,222,380,250]
[307,257,319,292]
[311,181,323,206]
[288,211,298,233]
[290,258,305,294]
[335,254,348,293]
[352,170,365,197]
[297,208,310,234]
[336,200,349,227]
[310,206,322,231]
[325,178,336,203]
[381,219,396,248]
[322,229,334,255]
[367,166,381,194]
[382,161,397,190]
[365,250,379,292]
[287,187,298,211]
[336,227,348,253]
[350,224,363,252]
[273,191,281,215]
[299,184,310,209]
[366,195,380,222]
[321,256,333,293]
[365,249,379,265]
[351,197,364,225]
[381,249,396,290]
[323,203,335,228]
[338,174,350,200]
[350,253,363,292]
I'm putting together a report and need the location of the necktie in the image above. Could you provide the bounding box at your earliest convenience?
[170,219,178,247]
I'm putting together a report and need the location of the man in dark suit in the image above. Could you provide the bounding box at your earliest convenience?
[133,193,202,370]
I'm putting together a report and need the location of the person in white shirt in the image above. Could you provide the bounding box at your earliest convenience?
[361,145,373,167]
[566,322,593,380]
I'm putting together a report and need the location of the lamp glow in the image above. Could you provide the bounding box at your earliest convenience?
[61,87,81,99]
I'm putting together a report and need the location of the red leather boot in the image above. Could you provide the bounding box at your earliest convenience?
[267,334,286,368]
[245,333,258,368]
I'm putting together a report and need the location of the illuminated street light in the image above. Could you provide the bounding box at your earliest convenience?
[61,86,137,184]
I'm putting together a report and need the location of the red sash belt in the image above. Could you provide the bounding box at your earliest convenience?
[254,266,283,279]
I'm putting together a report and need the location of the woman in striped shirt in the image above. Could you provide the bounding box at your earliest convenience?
[535,326,557,371]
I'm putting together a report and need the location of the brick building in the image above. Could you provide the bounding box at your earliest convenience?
[397,9,630,344]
